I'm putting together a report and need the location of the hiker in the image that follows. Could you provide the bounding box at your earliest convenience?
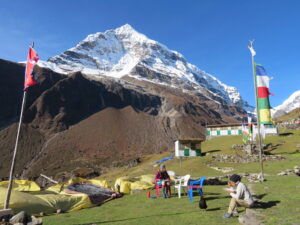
[223,174,254,218]
[155,164,171,198]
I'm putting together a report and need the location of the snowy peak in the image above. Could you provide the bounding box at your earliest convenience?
[39,24,252,110]
[44,24,153,77]
[273,90,300,117]
[115,24,149,42]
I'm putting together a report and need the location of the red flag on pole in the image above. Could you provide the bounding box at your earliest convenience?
[24,47,39,89]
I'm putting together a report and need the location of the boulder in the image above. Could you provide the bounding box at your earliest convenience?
[9,211,28,224]
[277,171,287,176]
[27,216,43,225]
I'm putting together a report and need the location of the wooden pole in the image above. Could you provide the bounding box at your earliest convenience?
[249,40,264,182]
[40,174,59,184]
[4,90,28,209]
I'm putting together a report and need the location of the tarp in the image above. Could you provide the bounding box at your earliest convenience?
[0,180,40,192]
[67,177,109,188]
[0,187,52,214]
[45,178,109,193]
[64,182,120,204]
[114,174,154,194]
[46,184,65,193]
[0,187,90,215]
[0,178,111,215]
[35,192,93,212]
[153,157,174,164]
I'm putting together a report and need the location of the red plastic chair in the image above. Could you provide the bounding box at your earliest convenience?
[155,179,172,197]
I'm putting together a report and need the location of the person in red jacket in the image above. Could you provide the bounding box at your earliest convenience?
[155,164,171,198]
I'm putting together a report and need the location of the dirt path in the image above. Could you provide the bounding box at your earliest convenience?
[238,184,264,225]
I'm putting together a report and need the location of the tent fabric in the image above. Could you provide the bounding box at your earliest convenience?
[0,187,93,215]
[114,175,155,194]
[0,187,62,215]
[0,180,40,192]
[67,177,109,188]
[46,184,65,193]
[0,178,112,215]
[154,157,174,164]
[35,192,93,212]
[45,177,109,193]
[64,182,120,204]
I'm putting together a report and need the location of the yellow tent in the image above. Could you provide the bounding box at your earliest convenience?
[0,178,110,215]
[67,177,109,188]
[0,180,40,192]
[114,174,154,194]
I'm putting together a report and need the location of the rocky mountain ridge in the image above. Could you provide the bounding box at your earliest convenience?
[38,24,254,113]
[272,90,300,117]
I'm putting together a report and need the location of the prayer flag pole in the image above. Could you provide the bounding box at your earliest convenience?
[4,42,38,209]
[4,89,28,209]
[248,40,264,182]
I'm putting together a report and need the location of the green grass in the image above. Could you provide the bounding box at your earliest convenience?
[44,186,240,225]
[43,129,300,225]
[254,176,300,225]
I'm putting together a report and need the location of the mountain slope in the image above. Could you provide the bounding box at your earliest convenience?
[39,24,253,112]
[0,59,243,179]
[272,90,300,117]
[274,107,300,122]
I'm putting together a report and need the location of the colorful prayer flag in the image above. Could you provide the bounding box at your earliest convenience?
[24,47,39,89]
[242,123,249,143]
[247,114,253,140]
[255,64,273,125]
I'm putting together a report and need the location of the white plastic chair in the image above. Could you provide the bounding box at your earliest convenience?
[174,174,190,198]
[167,171,176,177]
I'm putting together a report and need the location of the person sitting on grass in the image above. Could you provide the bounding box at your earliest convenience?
[224,174,254,218]
[155,164,171,198]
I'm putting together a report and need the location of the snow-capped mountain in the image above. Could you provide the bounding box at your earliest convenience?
[272,90,300,117]
[39,24,252,111]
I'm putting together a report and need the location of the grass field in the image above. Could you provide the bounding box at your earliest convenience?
[44,129,300,225]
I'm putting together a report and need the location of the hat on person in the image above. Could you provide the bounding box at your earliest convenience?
[229,174,241,183]
[160,164,166,170]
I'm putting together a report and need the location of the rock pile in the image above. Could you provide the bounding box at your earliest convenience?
[203,177,227,185]
[205,173,266,184]
[211,154,285,163]
[246,173,265,183]
[277,166,300,176]
[209,166,234,173]
[0,211,42,225]
[232,144,244,150]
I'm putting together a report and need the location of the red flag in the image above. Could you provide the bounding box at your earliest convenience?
[24,47,39,89]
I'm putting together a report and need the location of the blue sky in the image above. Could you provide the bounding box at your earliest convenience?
[1,0,299,107]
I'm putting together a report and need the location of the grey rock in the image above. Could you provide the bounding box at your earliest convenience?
[238,214,248,224]
[277,171,287,176]
[28,216,43,225]
[10,211,27,224]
